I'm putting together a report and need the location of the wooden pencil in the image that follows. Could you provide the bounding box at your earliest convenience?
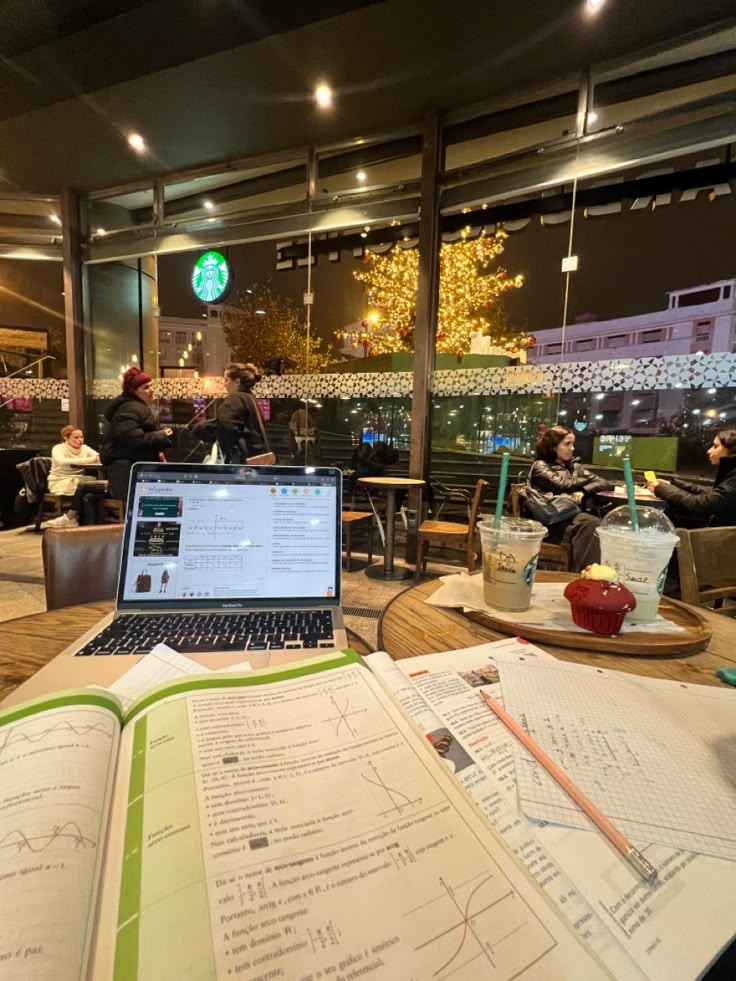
[479,689,658,883]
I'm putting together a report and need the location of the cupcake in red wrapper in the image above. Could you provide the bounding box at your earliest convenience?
[563,564,636,635]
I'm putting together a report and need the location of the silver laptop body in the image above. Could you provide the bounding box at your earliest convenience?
[71,462,347,658]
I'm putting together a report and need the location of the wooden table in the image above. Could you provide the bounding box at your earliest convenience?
[0,603,372,705]
[597,490,665,509]
[379,575,736,686]
[358,476,425,580]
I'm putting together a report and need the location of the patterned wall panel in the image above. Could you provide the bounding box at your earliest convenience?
[1,352,734,401]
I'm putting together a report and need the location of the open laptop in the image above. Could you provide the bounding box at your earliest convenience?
[20,463,348,699]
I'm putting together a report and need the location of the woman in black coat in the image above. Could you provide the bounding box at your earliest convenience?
[528,426,613,571]
[216,363,268,463]
[648,429,736,527]
[100,368,173,502]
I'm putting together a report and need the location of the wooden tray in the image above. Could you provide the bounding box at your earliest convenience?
[464,593,712,656]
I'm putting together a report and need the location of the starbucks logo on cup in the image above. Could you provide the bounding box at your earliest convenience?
[523,555,539,586]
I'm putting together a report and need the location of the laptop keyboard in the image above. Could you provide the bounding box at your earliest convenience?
[75,611,336,656]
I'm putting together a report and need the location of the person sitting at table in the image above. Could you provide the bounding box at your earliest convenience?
[647,428,736,527]
[528,426,613,571]
[46,426,106,529]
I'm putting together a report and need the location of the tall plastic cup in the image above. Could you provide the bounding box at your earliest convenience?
[596,505,679,623]
[478,517,547,612]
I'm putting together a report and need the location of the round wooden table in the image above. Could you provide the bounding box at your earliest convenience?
[379,576,736,686]
[358,476,426,580]
[0,603,372,705]
[597,490,666,509]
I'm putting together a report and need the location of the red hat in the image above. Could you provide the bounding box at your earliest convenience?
[122,366,152,394]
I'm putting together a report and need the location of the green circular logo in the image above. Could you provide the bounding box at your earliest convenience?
[191,251,231,303]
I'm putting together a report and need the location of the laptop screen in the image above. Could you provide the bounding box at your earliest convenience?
[117,464,342,609]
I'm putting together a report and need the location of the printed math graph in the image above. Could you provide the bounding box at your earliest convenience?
[0,821,97,855]
[0,717,114,759]
[186,516,249,544]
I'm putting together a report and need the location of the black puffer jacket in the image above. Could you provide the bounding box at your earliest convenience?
[653,455,736,527]
[530,458,612,498]
[100,393,172,464]
[216,391,267,463]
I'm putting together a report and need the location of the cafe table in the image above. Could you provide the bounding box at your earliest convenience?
[0,602,372,706]
[358,476,425,581]
[596,489,666,509]
[378,573,736,685]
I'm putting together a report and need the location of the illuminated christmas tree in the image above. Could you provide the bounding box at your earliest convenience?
[221,284,329,373]
[338,231,528,357]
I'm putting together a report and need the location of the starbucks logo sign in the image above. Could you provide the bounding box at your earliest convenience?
[191,251,231,303]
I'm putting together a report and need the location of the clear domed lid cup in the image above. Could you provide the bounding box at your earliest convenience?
[596,506,679,623]
[598,505,678,540]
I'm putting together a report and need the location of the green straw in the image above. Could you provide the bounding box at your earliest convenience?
[494,451,510,528]
[623,456,639,532]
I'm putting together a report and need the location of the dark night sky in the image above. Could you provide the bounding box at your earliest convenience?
[157,191,735,340]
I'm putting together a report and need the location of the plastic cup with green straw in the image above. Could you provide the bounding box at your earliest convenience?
[622,456,639,532]
[494,451,510,528]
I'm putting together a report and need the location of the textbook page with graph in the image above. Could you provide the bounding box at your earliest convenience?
[0,651,611,981]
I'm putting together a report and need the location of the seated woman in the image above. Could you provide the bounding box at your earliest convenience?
[529,426,613,572]
[647,429,736,527]
[46,426,105,528]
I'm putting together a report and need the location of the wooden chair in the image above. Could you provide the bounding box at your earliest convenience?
[415,479,487,580]
[510,483,571,572]
[35,490,74,532]
[676,527,736,612]
[42,525,124,610]
[101,498,125,523]
[342,511,374,571]
[26,456,72,532]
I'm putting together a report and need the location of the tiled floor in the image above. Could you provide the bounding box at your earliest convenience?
[0,525,458,651]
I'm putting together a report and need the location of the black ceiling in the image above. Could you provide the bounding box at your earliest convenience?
[0,0,383,119]
[0,0,732,195]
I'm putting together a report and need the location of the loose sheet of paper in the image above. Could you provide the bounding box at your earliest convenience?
[497,657,736,859]
[368,643,736,981]
[427,574,685,633]
[95,658,609,981]
[107,644,252,711]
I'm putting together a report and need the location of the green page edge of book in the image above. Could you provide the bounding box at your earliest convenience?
[112,648,365,980]
[121,648,364,725]
[0,689,124,727]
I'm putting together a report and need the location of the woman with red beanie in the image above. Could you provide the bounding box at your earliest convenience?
[100,367,173,504]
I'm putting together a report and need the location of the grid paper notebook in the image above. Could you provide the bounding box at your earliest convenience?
[496,658,736,861]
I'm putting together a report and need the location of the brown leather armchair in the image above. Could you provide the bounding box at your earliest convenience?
[42,525,124,610]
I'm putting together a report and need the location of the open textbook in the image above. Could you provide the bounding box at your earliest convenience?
[364,640,735,981]
[0,650,611,981]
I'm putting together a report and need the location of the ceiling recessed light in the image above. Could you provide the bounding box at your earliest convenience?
[203,199,214,211]
[96,227,107,236]
[314,84,333,109]
[587,0,606,9]
[127,133,146,152]
[50,213,62,226]
[255,309,266,316]
[356,171,367,183]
